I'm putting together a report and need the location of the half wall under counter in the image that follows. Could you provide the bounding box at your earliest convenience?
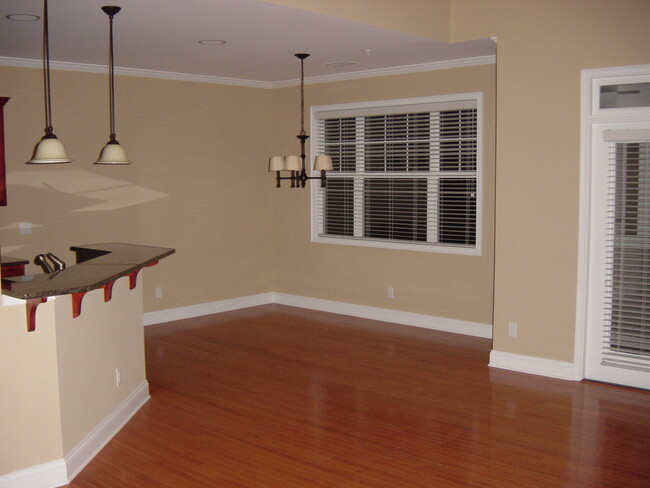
[0,242,174,485]
[2,242,174,331]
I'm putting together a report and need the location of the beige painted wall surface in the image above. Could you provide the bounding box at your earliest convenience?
[271,64,496,325]
[262,0,450,41]
[447,0,650,361]
[0,66,275,314]
[54,277,146,454]
[0,299,63,475]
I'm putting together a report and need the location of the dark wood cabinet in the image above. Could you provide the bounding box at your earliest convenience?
[0,97,9,206]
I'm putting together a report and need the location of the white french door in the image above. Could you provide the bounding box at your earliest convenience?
[584,122,650,389]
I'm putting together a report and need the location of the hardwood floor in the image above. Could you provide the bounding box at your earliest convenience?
[66,304,650,487]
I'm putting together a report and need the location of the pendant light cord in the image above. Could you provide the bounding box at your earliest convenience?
[299,56,305,136]
[42,0,53,135]
[108,12,116,140]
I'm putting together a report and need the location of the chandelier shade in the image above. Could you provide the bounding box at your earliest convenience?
[269,156,285,171]
[313,155,333,171]
[284,155,301,171]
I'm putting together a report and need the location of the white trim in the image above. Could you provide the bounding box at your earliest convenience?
[310,92,483,255]
[308,236,482,255]
[489,350,577,380]
[64,381,150,481]
[273,293,492,338]
[0,55,495,90]
[0,382,149,488]
[587,65,650,118]
[143,293,274,325]
[575,68,598,382]
[275,55,496,88]
[0,56,270,89]
[310,92,483,115]
[0,460,67,488]
[144,292,492,338]
[576,64,650,384]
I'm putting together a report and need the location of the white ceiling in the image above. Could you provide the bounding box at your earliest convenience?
[0,0,495,85]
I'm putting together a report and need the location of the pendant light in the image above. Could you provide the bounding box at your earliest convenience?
[27,0,71,164]
[95,5,131,165]
[268,53,332,188]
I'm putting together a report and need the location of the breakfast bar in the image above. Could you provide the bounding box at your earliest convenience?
[2,242,174,331]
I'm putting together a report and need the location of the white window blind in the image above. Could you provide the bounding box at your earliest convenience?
[311,95,481,254]
[602,136,650,372]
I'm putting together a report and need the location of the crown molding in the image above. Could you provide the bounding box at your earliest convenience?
[273,55,496,88]
[0,54,496,90]
[0,56,270,89]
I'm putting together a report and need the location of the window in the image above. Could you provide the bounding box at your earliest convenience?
[311,94,482,254]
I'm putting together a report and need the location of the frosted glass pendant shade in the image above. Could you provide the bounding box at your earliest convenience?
[94,139,131,165]
[313,155,333,171]
[27,133,72,164]
[284,155,301,171]
[269,156,285,171]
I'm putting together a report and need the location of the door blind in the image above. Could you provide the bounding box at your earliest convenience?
[601,136,650,372]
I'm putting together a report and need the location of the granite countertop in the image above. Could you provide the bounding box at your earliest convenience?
[0,256,30,267]
[1,242,174,300]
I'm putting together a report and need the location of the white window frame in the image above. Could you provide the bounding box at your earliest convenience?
[310,93,483,255]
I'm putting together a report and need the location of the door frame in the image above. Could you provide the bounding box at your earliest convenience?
[575,64,650,382]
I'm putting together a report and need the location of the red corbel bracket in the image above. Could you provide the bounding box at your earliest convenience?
[72,291,87,318]
[103,281,115,302]
[146,261,159,267]
[128,270,140,290]
[26,297,47,332]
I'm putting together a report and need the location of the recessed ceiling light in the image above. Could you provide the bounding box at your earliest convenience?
[325,61,358,68]
[6,14,40,21]
[198,39,226,46]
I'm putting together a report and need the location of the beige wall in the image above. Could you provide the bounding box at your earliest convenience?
[446,0,650,362]
[0,66,275,313]
[0,276,148,475]
[0,299,63,474]
[264,0,451,40]
[55,277,146,454]
[271,65,496,324]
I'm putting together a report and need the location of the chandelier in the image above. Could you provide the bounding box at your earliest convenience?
[269,53,332,188]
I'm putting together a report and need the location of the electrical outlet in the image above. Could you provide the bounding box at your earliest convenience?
[387,287,394,299]
[19,222,32,235]
[155,287,162,299]
[508,322,518,338]
[115,368,121,387]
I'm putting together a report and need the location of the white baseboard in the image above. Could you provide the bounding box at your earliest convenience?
[0,460,67,488]
[65,381,150,480]
[0,381,149,488]
[144,291,492,339]
[489,350,577,380]
[143,293,274,326]
[272,292,493,338]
